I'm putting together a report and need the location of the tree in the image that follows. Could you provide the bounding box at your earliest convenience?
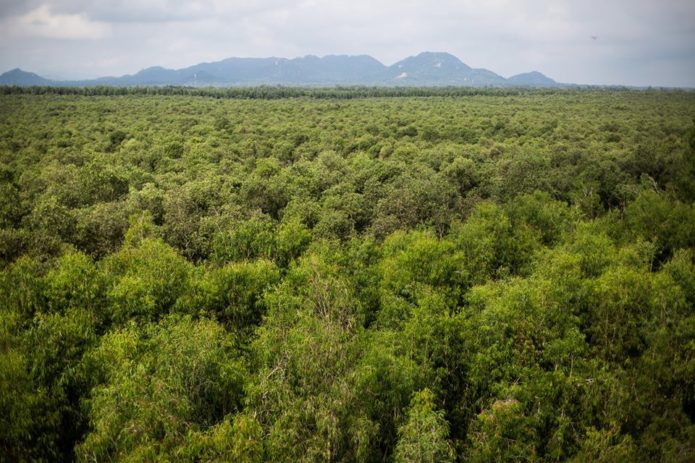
[103,237,192,323]
[394,389,454,463]
[180,259,280,333]
[77,316,245,462]
[467,398,538,463]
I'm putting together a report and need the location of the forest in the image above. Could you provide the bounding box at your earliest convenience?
[1,89,695,462]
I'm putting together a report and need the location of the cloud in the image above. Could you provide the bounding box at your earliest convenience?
[1,4,110,40]
[0,0,693,86]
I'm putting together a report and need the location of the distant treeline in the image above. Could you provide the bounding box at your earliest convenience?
[0,84,685,99]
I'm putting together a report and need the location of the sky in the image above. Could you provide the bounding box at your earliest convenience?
[0,0,694,87]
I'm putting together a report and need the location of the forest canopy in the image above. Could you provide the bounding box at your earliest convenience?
[1,89,694,462]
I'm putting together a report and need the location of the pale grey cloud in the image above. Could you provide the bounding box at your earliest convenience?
[0,0,693,86]
[0,5,111,39]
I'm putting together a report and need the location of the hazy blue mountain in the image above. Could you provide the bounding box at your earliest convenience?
[181,54,388,84]
[279,55,387,84]
[507,71,557,86]
[0,53,562,87]
[387,52,506,86]
[0,68,52,86]
[389,52,471,82]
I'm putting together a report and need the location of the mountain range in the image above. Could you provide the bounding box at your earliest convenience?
[0,52,560,87]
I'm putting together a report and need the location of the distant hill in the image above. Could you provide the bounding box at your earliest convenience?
[0,68,52,86]
[507,71,557,86]
[386,52,515,86]
[0,52,560,87]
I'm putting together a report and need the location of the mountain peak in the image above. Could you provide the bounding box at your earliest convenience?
[415,51,463,61]
[394,51,469,69]
[388,52,489,84]
[0,68,51,85]
[3,68,36,77]
[507,71,556,86]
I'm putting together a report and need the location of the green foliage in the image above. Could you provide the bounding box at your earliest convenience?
[43,251,104,314]
[21,308,98,461]
[0,256,46,320]
[623,188,695,261]
[450,201,539,284]
[394,389,455,463]
[467,398,539,462]
[77,315,245,462]
[505,191,577,245]
[106,130,127,152]
[570,426,636,463]
[586,265,652,361]
[378,229,464,326]
[183,413,264,463]
[247,249,367,462]
[211,214,278,264]
[103,237,192,323]
[0,301,97,461]
[181,259,280,331]
[1,90,694,461]
[0,345,37,462]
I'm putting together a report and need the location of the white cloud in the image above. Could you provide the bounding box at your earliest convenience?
[1,4,110,40]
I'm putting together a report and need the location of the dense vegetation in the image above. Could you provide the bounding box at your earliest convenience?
[0,84,673,99]
[1,90,694,462]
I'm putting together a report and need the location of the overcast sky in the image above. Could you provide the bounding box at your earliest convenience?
[0,0,694,86]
